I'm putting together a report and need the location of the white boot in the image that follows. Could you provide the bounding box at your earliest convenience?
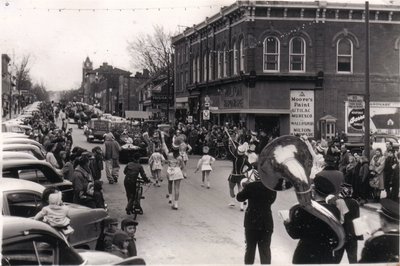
[240,202,244,211]
[168,194,172,205]
[172,201,178,210]
[207,182,210,189]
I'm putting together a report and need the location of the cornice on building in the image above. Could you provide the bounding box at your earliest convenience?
[172,0,400,44]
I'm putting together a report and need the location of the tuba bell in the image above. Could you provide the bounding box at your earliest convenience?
[258,135,345,251]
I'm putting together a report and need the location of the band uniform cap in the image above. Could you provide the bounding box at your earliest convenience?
[313,171,344,196]
[379,198,400,221]
[237,144,246,155]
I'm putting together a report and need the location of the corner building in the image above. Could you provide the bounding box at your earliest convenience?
[172,1,400,139]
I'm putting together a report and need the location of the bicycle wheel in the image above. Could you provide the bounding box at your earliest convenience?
[219,147,227,160]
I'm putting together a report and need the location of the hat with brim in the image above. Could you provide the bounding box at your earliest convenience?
[313,171,344,196]
[379,198,400,221]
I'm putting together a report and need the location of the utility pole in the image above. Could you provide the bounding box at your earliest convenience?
[364,1,371,159]
[167,52,170,123]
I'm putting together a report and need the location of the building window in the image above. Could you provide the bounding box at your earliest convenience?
[263,36,280,72]
[209,52,213,80]
[203,53,207,81]
[233,41,238,75]
[196,56,200,82]
[240,39,245,72]
[223,47,228,77]
[337,38,353,73]
[289,37,306,72]
[218,50,222,78]
[192,58,196,83]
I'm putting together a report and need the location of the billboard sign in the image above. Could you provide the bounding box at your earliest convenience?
[290,90,315,137]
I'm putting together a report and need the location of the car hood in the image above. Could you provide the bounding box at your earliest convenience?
[76,249,123,265]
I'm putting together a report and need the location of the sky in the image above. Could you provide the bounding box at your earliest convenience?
[0,0,397,92]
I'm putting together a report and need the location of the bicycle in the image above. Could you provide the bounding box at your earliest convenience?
[210,140,228,160]
[131,178,152,220]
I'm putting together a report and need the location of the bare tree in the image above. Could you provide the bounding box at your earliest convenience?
[14,55,32,92]
[127,25,173,76]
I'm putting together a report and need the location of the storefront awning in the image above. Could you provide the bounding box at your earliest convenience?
[211,108,290,114]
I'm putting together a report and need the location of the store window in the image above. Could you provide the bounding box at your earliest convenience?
[263,36,280,72]
[289,37,306,72]
[337,38,353,73]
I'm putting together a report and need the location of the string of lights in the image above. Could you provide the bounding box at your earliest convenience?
[4,4,224,12]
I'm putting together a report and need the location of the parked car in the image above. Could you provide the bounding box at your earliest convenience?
[1,122,28,133]
[1,216,145,265]
[1,132,30,139]
[2,159,73,202]
[345,134,400,154]
[3,138,47,156]
[1,179,109,250]
[3,151,38,161]
[3,144,46,160]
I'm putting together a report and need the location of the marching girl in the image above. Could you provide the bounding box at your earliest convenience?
[148,147,165,187]
[195,146,216,189]
[166,148,185,210]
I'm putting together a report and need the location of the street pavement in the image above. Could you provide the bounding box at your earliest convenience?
[69,122,380,265]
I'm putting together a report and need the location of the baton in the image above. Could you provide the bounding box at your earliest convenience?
[224,127,236,150]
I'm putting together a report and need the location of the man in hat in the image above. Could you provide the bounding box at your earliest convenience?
[359,198,399,263]
[236,165,277,264]
[97,217,119,251]
[284,173,343,264]
[255,130,269,155]
[104,132,121,184]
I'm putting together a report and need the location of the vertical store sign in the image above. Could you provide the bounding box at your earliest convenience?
[346,95,365,133]
[290,90,315,137]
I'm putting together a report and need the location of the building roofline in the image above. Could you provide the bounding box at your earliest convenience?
[172,0,400,44]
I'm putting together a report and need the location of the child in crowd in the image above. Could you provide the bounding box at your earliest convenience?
[34,191,74,236]
[121,218,138,257]
[148,147,165,187]
[93,180,106,209]
[110,231,131,259]
[98,217,119,252]
[195,146,216,189]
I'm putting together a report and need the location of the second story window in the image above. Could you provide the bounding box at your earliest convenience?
[337,38,353,73]
[233,41,238,75]
[192,58,196,83]
[196,56,200,82]
[240,39,245,72]
[209,52,213,80]
[263,36,280,72]
[289,37,306,72]
[203,53,207,81]
[218,50,222,78]
[223,47,228,77]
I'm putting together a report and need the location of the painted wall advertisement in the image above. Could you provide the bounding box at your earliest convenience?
[345,95,400,135]
[290,90,315,137]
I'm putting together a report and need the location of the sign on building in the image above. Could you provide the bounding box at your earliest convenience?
[187,115,193,123]
[346,95,365,132]
[290,90,315,137]
[203,110,210,120]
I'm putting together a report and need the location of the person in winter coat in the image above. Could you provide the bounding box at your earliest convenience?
[358,156,371,204]
[104,132,121,184]
[110,231,130,259]
[370,148,385,201]
[236,165,277,264]
[383,149,399,200]
[90,146,104,181]
[72,153,95,208]
[93,180,106,209]
[120,218,138,257]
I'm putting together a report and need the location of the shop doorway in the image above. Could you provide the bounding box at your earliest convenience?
[255,115,280,137]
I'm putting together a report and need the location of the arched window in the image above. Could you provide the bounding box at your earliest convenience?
[209,52,213,80]
[263,36,280,72]
[233,41,238,75]
[289,37,306,72]
[203,53,208,81]
[240,39,245,72]
[223,45,228,77]
[337,38,353,73]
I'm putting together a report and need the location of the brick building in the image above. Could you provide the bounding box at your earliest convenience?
[172,1,400,139]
